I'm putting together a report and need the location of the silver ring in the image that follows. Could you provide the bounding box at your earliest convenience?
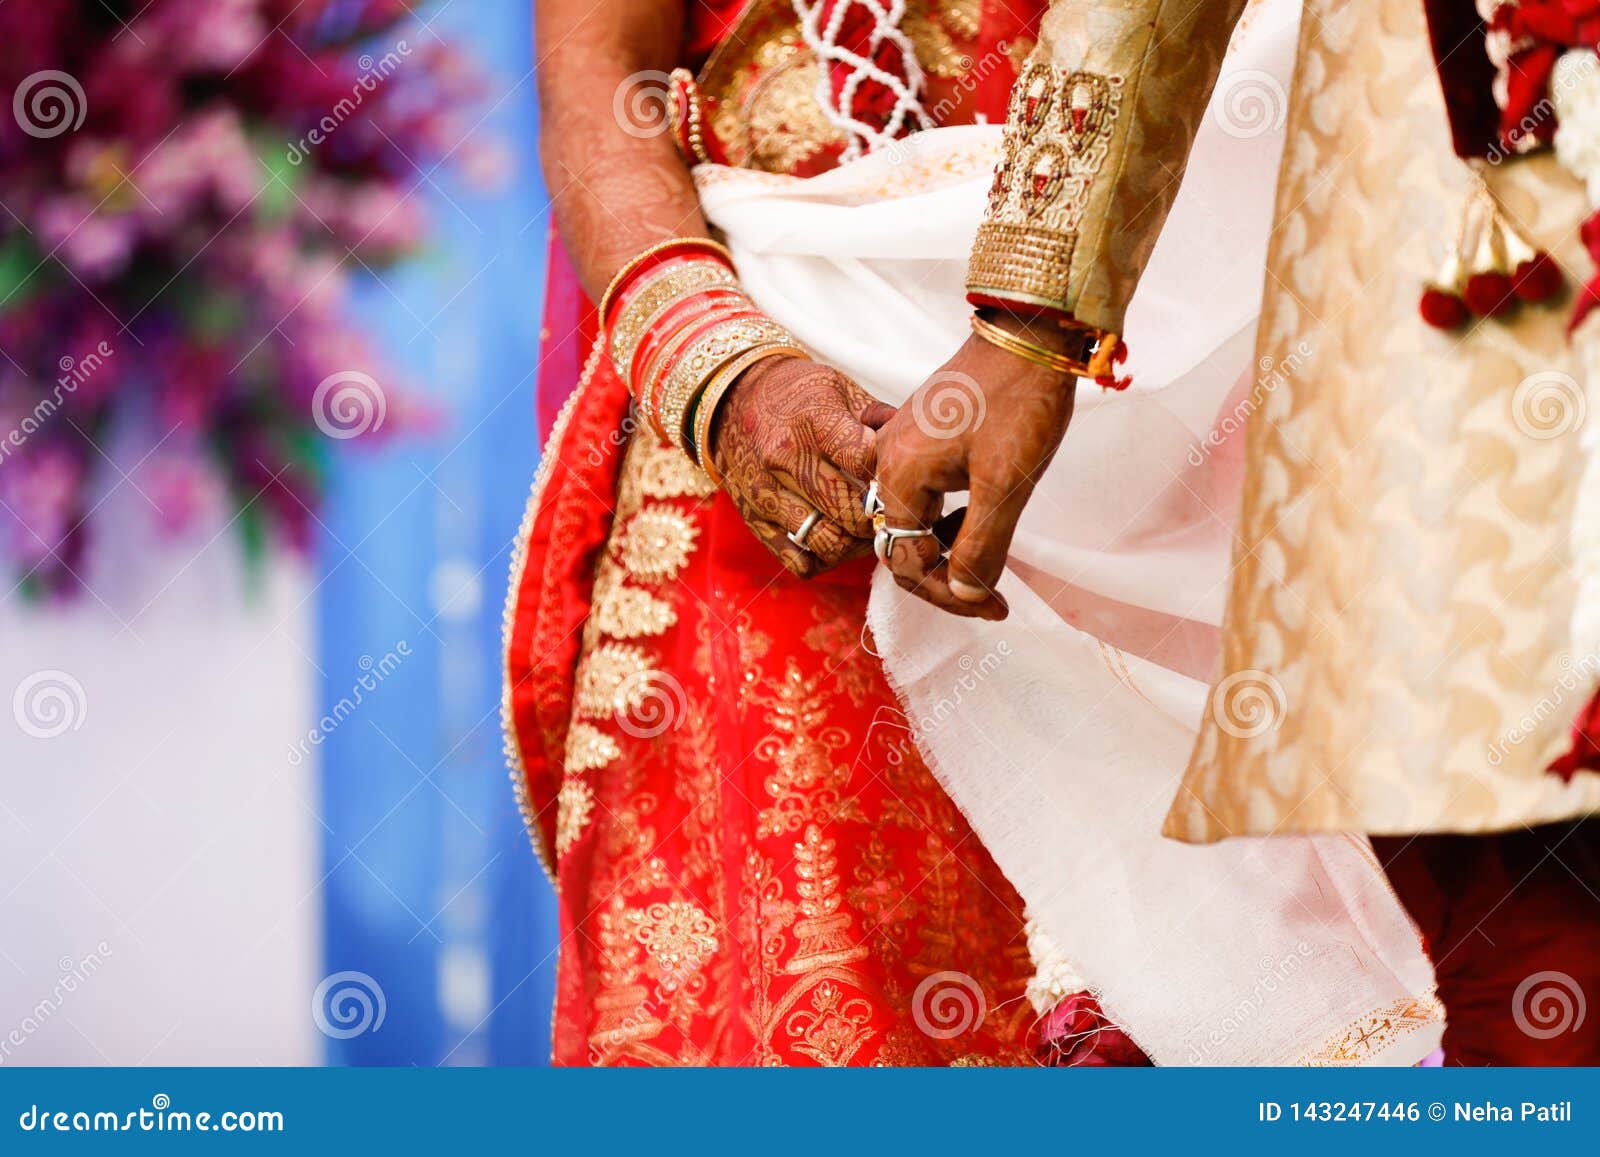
[863,480,884,518]
[787,508,823,549]
[874,525,934,565]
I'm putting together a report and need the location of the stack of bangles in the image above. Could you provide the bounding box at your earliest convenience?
[968,310,1128,391]
[600,237,804,484]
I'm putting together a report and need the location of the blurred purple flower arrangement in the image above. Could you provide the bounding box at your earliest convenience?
[0,0,486,595]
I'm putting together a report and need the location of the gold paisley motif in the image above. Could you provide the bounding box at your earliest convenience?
[594,580,678,639]
[556,777,596,858]
[621,505,699,583]
[575,641,654,720]
[564,721,621,775]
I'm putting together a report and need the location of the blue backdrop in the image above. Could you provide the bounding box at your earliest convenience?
[314,1,557,1066]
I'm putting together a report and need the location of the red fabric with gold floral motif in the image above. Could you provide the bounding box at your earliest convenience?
[538,389,1038,1064]
[508,0,1098,1068]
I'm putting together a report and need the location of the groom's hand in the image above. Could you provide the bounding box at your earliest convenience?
[873,321,1078,620]
[710,356,896,577]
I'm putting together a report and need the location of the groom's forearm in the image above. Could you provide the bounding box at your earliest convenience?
[968,0,1248,334]
[534,0,708,303]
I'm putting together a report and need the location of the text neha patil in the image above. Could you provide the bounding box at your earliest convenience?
[1455,1102,1573,1123]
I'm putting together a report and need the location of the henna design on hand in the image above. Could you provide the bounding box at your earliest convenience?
[709,356,895,577]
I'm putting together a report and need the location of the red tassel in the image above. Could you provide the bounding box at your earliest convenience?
[1513,252,1563,302]
[1095,338,1130,390]
[1463,270,1515,316]
[1419,287,1468,329]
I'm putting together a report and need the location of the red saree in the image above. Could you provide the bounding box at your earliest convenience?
[506,1,1074,1066]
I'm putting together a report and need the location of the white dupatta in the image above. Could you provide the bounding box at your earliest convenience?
[695,0,1443,1066]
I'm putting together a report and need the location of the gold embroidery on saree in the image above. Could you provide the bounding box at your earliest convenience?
[555,777,597,858]
[593,580,678,639]
[564,722,621,775]
[575,641,654,719]
[751,659,868,838]
[620,505,699,583]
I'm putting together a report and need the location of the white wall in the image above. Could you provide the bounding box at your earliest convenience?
[0,489,320,1065]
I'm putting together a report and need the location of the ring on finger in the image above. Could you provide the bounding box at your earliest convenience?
[863,480,884,518]
[874,524,935,565]
[787,508,823,550]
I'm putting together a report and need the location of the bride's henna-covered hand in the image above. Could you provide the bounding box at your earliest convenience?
[709,356,895,577]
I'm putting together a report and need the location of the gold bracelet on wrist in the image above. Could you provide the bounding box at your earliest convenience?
[608,263,744,377]
[969,313,1122,381]
[688,344,805,484]
[596,237,734,326]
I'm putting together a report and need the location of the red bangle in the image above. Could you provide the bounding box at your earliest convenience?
[643,307,763,437]
[609,252,732,325]
[630,299,748,412]
[599,238,734,328]
[627,286,750,388]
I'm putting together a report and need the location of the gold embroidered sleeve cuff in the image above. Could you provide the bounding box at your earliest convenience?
[967,222,1078,315]
[967,0,1247,333]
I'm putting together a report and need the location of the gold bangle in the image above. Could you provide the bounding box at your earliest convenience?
[596,237,734,325]
[969,313,1085,376]
[657,316,796,449]
[689,345,805,483]
[635,303,751,423]
[608,263,745,378]
[969,313,1121,380]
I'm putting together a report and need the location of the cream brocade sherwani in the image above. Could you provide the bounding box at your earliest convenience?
[1166,0,1600,838]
